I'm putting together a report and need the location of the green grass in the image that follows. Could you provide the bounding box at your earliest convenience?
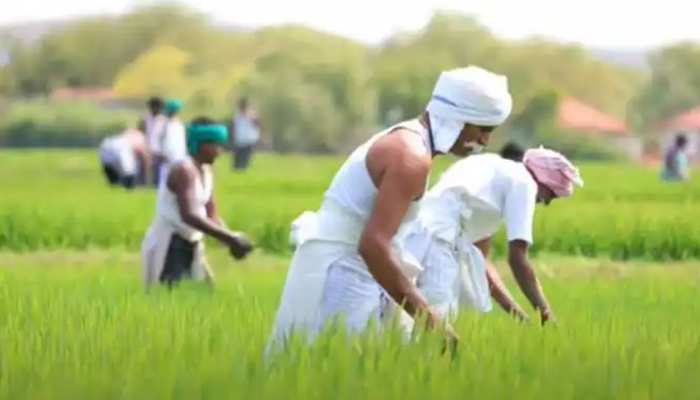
[2,150,700,398]
[2,149,700,259]
[0,250,699,399]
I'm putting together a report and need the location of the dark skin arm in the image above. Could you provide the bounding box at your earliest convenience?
[360,147,431,318]
[133,146,152,184]
[169,164,252,259]
[508,240,554,325]
[359,131,455,341]
[205,197,227,228]
[474,238,529,321]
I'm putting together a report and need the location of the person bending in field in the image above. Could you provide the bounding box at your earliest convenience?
[141,117,253,288]
[270,66,513,350]
[98,125,150,190]
[402,147,583,324]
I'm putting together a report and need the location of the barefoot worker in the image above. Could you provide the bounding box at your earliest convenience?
[142,118,253,288]
[270,66,513,348]
[404,147,583,324]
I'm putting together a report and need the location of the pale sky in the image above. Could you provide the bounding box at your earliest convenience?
[2,0,699,49]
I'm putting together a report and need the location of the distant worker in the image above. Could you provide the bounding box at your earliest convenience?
[142,97,167,186]
[661,134,690,181]
[231,97,262,171]
[159,98,188,180]
[99,126,150,190]
[141,117,253,288]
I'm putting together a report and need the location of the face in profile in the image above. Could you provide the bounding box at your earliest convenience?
[449,124,496,157]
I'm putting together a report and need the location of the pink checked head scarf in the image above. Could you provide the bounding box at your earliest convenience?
[523,147,583,198]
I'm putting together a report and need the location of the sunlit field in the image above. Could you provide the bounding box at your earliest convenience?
[1,150,699,399]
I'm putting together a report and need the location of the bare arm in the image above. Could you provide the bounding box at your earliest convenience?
[359,135,434,321]
[169,165,240,246]
[134,146,152,183]
[474,238,529,321]
[507,240,554,324]
[205,197,227,228]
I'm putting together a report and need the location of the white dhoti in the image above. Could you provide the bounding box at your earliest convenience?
[319,258,383,335]
[269,201,421,351]
[141,217,213,287]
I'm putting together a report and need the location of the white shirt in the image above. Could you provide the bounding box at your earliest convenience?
[99,135,137,176]
[233,114,260,147]
[145,114,167,155]
[418,153,537,244]
[162,118,188,163]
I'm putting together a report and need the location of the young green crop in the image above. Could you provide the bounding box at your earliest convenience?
[0,250,698,399]
[1,150,699,259]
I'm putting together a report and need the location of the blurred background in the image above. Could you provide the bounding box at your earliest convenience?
[2,5,700,396]
[1,0,699,161]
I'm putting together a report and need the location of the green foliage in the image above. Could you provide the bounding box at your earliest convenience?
[1,7,643,154]
[372,13,641,123]
[373,14,501,121]
[0,251,699,399]
[237,25,377,152]
[113,45,193,98]
[534,125,624,161]
[1,4,214,94]
[1,150,699,261]
[505,90,623,160]
[630,42,700,130]
[242,71,348,153]
[0,101,136,147]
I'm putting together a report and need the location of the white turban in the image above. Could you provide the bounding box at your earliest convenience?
[426,66,513,153]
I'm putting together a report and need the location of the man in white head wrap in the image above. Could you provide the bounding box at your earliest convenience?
[402,146,582,324]
[426,66,512,155]
[269,66,512,352]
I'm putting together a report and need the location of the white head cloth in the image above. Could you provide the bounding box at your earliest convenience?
[426,66,513,153]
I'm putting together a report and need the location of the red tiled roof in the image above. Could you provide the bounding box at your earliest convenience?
[557,97,628,136]
[51,87,117,101]
[661,105,700,131]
